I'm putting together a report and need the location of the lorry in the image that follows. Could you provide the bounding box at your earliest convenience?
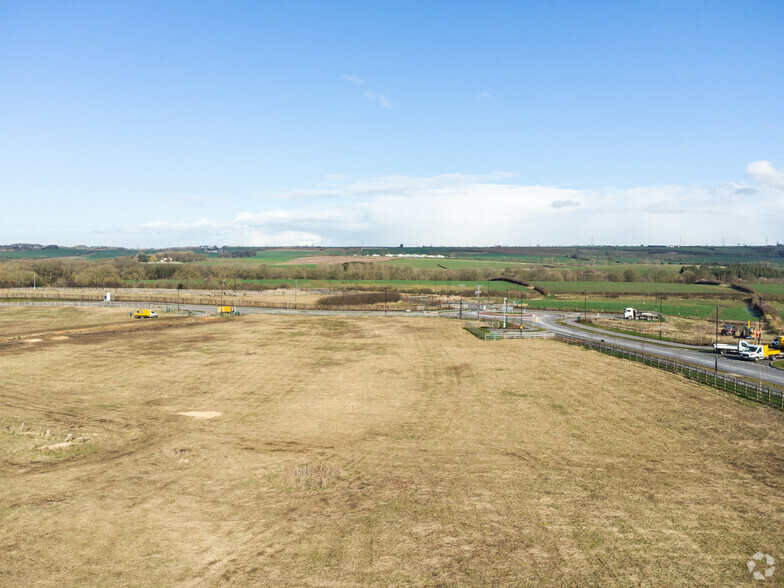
[769,335,784,350]
[623,307,659,321]
[713,339,753,355]
[130,309,158,319]
[740,344,782,361]
[218,306,236,315]
[741,345,765,361]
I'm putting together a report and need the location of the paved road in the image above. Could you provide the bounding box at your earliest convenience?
[525,310,784,387]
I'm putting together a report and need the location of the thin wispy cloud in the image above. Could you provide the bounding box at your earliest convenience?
[342,73,390,108]
[341,73,364,85]
[363,89,391,108]
[477,91,492,100]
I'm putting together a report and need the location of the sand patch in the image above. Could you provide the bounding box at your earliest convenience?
[24,338,43,343]
[178,411,222,419]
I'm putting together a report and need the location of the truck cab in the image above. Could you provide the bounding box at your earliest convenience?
[740,345,764,361]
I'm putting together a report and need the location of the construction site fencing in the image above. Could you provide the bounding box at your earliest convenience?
[555,334,784,410]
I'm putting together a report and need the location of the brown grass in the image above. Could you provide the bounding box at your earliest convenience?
[2,312,784,585]
[588,316,752,345]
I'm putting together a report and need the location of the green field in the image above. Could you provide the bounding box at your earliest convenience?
[749,284,784,296]
[532,281,729,294]
[0,248,131,260]
[527,297,755,321]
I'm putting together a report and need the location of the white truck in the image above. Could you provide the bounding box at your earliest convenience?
[740,344,765,361]
[623,307,659,321]
[713,339,753,356]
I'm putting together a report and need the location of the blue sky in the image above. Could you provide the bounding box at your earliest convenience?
[2,0,783,247]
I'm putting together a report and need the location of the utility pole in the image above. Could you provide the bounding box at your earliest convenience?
[658,295,662,341]
[584,290,587,321]
[715,306,719,375]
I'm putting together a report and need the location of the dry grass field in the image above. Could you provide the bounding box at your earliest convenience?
[0,305,192,342]
[588,316,757,346]
[2,310,784,586]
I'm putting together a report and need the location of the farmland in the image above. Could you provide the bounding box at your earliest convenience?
[526,297,756,321]
[2,310,784,585]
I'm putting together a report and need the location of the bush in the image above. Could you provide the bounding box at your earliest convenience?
[317,291,401,307]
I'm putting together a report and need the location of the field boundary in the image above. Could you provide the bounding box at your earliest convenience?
[554,335,784,410]
[464,323,555,340]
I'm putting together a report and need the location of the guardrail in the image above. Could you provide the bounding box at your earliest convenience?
[555,334,784,410]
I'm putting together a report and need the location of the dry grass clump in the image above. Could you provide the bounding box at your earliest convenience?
[1,313,784,585]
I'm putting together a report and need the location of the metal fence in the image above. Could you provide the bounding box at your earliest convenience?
[464,324,554,340]
[555,334,784,410]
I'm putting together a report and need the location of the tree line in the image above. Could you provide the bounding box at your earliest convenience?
[1,257,782,290]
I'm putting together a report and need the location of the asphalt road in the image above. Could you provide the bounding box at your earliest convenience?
[524,310,784,388]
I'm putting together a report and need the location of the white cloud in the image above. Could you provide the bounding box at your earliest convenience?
[342,73,391,107]
[477,91,492,100]
[341,73,364,85]
[122,168,784,247]
[364,89,390,108]
[747,160,784,191]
